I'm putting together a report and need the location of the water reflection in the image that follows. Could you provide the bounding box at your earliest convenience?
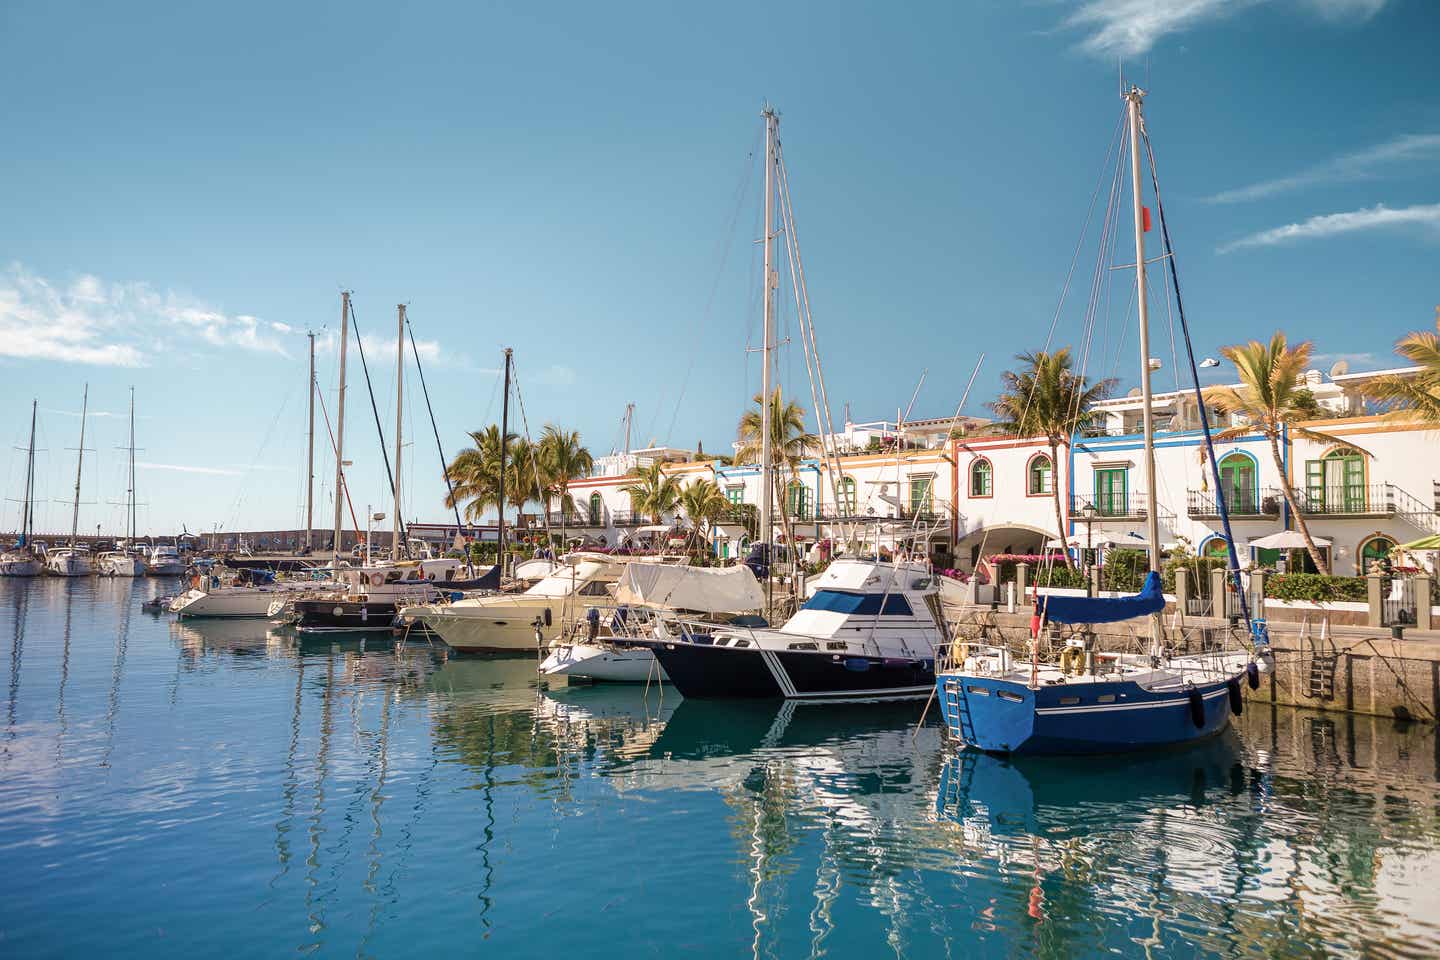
[1,579,1438,959]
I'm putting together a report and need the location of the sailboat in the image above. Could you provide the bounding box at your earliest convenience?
[645,106,949,701]
[98,388,146,576]
[933,87,1268,755]
[45,386,93,577]
[0,400,43,577]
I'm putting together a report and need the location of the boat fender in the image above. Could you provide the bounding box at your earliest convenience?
[1187,687,1205,729]
[1227,678,1243,717]
[1246,661,1260,690]
[843,658,872,672]
[544,607,553,627]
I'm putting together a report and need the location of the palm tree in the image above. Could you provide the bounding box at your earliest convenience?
[1206,332,1363,575]
[444,426,516,522]
[536,425,593,547]
[989,349,1114,567]
[619,460,681,524]
[1367,311,1440,423]
[735,388,818,538]
[679,478,729,555]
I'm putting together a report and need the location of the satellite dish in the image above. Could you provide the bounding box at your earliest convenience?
[1329,360,1349,378]
[1127,387,1142,398]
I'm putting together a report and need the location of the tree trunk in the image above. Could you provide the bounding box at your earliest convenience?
[558,485,567,552]
[1048,439,1072,568]
[1267,431,1330,575]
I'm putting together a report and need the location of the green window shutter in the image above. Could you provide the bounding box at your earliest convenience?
[1304,460,1323,506]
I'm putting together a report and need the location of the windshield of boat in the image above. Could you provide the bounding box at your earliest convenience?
[801,590,913,616]
[525,564,608,597]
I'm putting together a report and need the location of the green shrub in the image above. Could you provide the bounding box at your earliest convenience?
[1162,556,1228,595]
[1034,565,1089,589]
[1102,548,1148,593]
[1265,573,1368,603]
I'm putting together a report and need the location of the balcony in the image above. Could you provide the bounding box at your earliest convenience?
[1070,493,1175,523]
[1186,488,1284,520]
[1294,483,1399,519]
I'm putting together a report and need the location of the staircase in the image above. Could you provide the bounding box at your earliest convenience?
[1307,653,1337,701]
[1388,483,1440,535]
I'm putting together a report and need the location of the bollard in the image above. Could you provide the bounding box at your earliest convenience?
[1248,570,1266,621]
[1174,567,1191,620]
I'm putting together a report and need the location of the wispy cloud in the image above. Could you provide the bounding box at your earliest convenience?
[533,364,577,387]
[136,462,242,476]
[1218,202,1440,252]
[1064,0,1388,57]
[1208,133,1440,204]
[0,263,293,368]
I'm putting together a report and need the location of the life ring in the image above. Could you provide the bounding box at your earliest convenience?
[369,572,384,588]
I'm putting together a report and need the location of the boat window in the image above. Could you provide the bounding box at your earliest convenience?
[825,641,847,651]
[1096,694,1116,703]
[802,590,913,616]
[788,642,817,651]
[966,686,990,696]
[578,580,611,596]
[733,639,751,648]
[996,690,1024,703]
[1059,696,1080,705]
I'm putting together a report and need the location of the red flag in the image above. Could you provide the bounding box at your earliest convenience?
[1142,206,1152,232]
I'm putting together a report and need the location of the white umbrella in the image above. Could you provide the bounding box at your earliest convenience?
[1248,530,1330,550]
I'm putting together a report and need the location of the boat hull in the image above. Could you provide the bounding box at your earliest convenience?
[417,602,561,652]
[540,642,667,683]
[172,588,304,618]
[98,556,146,577]
[44,555,92,577]
[147,562,186,576]
[650,641,935,701]
[0,557,42,577]
[292,599,400,634]
[936,672,1238,755]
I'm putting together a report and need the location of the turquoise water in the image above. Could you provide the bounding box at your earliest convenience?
[3,578,1439,959]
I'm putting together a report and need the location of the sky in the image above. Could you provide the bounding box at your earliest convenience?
[2,0,1437,537]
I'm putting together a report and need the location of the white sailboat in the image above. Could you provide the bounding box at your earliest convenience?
[0,400,43,577]
[45,385,93,577]
[98,388,145,577]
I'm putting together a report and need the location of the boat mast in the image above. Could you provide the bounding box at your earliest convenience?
[22,399,36,545]
[759,105,777,554]
[498,348,512,575]
[393,304,405,559]
[305,330,316,553]
[69,385,89,550]
[332,291,351,568]
[127,387,136,543]
[1126,86,1163,649]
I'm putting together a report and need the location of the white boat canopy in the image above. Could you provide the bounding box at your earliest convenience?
[615,562,763,613]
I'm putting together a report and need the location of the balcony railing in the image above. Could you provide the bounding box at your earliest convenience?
[1186,488,1284,519]
[1295,483,1397,518]
[1070,493,1174,522]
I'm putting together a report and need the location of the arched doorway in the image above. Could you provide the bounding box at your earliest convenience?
[1217,453,1257,514]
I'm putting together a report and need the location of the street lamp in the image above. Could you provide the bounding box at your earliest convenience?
[1082,502,1098,591]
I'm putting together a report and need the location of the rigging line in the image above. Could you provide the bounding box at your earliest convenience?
[405,317,471,554]
[1140,125,1253,629]
[665,126,763,445]
[775,140,851,544]
[223,382,297,532]
[314,378,362,542]
[506,358,555,546]
[346,299,408,547]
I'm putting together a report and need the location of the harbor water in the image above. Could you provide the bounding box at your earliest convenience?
[3,578,1438,958]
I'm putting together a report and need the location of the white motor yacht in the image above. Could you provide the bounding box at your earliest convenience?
[147,544,186,576]
[97,550,146,577]
[45,547,93,578]
[406,553,629,653]
[171,567,338,619]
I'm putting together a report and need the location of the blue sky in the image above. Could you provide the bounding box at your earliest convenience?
[2,0,1437,536]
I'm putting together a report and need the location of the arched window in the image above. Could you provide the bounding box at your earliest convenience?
[837,476,857,516]
[786,481,811,520]
[1217,452,1258,514]
[1306,446,1366,512]
[970,459,992,498]
[1359,535,1395,573]
[1027,454,1053,496]
[588,492,602,526]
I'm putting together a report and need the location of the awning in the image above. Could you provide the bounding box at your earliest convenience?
[614,562,763,613]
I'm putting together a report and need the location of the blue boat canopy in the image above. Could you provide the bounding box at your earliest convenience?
[1037,571,1164,625]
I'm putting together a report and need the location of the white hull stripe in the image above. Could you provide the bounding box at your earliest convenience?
[1034,686,1230,716]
